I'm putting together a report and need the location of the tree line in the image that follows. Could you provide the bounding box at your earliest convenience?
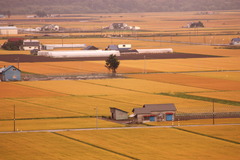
[0,0,240,14]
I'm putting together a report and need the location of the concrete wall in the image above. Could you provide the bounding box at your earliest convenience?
[114,109,128,120]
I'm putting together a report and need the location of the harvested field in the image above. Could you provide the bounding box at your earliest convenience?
[0,52,219,63]
[127,73,240,91]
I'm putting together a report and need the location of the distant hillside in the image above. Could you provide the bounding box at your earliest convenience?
[1,0,240,15]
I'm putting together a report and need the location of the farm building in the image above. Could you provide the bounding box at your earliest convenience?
[132,104,177,123]
[21,39,41,51]
[230,38,240,45]
[104,23,140,30]
[0,26,18,35]
[106,44,132,52]
[42,44,86,50]
[136,48,173,54]
[0,65,21,81]
[110,107,128,120]
[84,45,99,50]
[37,50,120,58]
[41,24,60,31]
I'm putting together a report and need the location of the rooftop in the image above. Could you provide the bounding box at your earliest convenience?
[133,103,176,114]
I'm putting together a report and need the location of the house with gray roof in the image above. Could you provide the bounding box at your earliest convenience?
[21,39,41,51]
[0,65,21,81]
[132,104,177,123]
[230,38,240,45]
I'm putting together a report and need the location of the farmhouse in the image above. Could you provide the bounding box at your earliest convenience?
[41,24,60,31]
[132,104,176,123]
[104,23,140,30]
[110,107,128,120]
[106,44,132,52]
[0,65,21,81]
[230,38,240,45]
[21,39,41,51]
[0,26,18,35]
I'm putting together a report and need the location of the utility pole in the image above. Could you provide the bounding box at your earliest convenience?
[13,105,16,132]
[15,57,20,69]
[95,107,98,129]
[212,100,215,125]
[143,55,147,74]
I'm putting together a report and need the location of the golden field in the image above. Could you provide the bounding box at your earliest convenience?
[1,126,239,160]
[189,91,240,102]
[127,73,240,91]
[0,10,240,159]
[0,118,123,132]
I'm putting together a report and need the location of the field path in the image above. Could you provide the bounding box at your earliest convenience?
[1,123,239,134]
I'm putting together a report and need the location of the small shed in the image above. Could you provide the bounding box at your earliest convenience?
[132,104,177,123]
[0,65,21,81]
[106,45,119,50]
[110,107,128,120]
[118,44,131,51]
[230,38,240,45]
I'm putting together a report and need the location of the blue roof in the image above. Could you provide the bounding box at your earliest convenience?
[232,38,240,41]
[108,45,119,50]
[0,65,20,73]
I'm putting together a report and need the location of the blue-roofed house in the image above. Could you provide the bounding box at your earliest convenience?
[0,65,21,81]
[230,38,240,45]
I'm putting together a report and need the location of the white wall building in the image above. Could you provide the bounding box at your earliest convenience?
[0,26,18,35]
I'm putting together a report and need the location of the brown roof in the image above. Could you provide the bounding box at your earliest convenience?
[133,103,176,114]
[23,42,40,46]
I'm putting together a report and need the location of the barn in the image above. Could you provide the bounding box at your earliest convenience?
[110,107,128,120]
[0,65,21,81]
[0,26,18,35]
[132,104,176,123]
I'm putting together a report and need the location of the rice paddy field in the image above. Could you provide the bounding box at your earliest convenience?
[0,10,240,159]
[0,126,239,160]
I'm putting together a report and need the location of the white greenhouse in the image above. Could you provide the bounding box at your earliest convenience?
[37,50,120,58]
[136,48,173,54]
